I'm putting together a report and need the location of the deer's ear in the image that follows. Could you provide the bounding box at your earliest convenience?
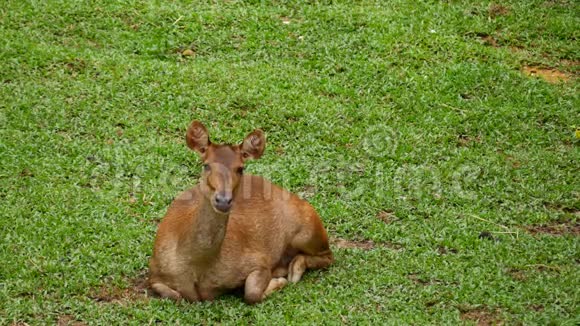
[240,129,265,161]
[186,121,210,154]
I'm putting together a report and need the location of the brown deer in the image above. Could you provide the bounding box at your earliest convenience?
[148,120,333,304]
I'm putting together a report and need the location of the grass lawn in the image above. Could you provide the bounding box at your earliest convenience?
[1,0,578,324]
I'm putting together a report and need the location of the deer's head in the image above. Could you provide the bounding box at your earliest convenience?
[185,121,265,214]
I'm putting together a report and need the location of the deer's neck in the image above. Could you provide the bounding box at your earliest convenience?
[189,194,229,261]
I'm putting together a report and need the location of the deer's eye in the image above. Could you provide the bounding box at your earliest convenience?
[203,164,210,171]
[237,167,244,175]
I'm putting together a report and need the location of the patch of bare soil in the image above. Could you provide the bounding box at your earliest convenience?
[488,4,510,18]
[90,273,149,304]
[459,306,503,326]
[478,231,499,241]
[522,66,570,83]
[475,33,499,47]
[458,134,482,147]
[407,273,444,286]
[532,264,562,272]
[525,221,579,236]
[481,35,498,47]
[498,42,576,80]
[437,245,458,255]
[543,202,579,215]
[331,238,403,251]
[506,268,527,281]
[19,168,34,177]
[508,264,562,280]
[376,210,396,224]
[508,45,528,55]
[331,238,375,250]
[57,315,87,326]
[505,155,521,168]
[63,58,86,73]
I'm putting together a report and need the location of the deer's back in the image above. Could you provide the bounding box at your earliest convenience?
[218,174,317,269]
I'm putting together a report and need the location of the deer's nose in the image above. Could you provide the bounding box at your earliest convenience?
[215,193,232,205]
[214,192,233,212]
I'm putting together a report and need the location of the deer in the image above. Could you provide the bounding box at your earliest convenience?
[148,120,333,304]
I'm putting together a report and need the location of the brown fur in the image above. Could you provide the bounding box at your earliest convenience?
[148,121,333,304]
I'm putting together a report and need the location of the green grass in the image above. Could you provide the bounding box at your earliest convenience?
[1,0,578,324]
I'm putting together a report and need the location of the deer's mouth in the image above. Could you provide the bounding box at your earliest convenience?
[211,196,232,214]
[212,203,231,214]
